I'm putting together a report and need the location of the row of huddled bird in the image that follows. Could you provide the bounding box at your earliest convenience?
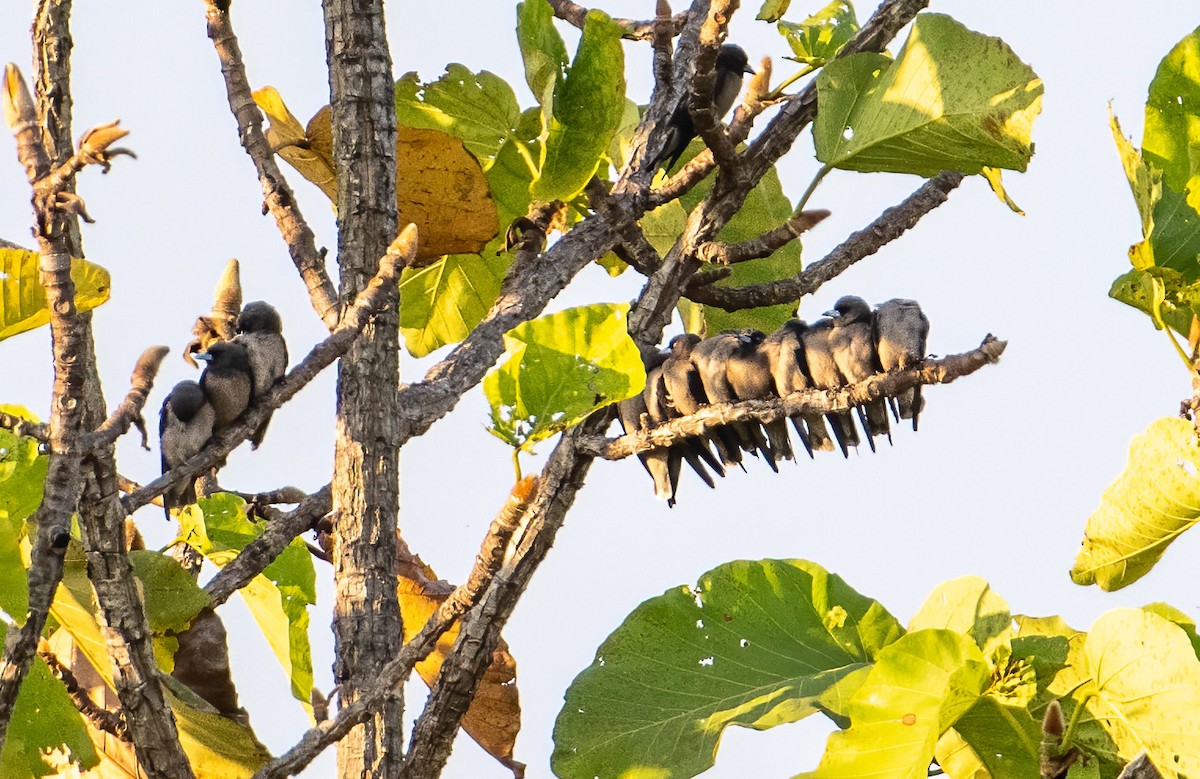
[158,301,288,519]
[618,296,930,506]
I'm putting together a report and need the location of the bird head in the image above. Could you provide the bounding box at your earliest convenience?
[717,44,754,76]
[824,295,871,322]
[238,301,283,335]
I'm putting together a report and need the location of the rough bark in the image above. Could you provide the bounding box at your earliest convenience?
[322,0,404,775]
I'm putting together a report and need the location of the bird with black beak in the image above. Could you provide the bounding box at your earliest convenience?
[873,298,930,429]
[826,295,892,450]
[652,43,755,172]
[195,340,253,431]
[159,380,215,520]
[234,301,288,449]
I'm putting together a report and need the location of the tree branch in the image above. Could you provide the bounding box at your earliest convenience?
[546,0,687,40]
[204,486,332,607]
[577,336,1007,459]
[685,172,964,310]
[37,645,129,742]
[201,0,340,329]
[694,208,829,265]
[253,478,537,779]
[84,345,169,451]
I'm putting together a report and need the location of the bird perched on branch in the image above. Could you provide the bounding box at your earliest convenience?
[195,341,253,430]
[763,320,829,456]
[801,317,859,457]
[652,44,755,171]
[662,333,744,468]
[873,298,930,429]
[691,330,786,470]
[827,295,891,450]
[234,301,288,449]
[159,380,215,520]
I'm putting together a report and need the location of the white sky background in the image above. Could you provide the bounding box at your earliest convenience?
[2,1,1199,776]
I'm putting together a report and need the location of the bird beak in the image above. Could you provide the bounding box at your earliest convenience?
[823,309,840,318]
[194,352,213,363]
[743,64,755,75]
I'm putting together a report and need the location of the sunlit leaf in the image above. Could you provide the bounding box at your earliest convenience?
[516,0,568,112]
[1139,25,1200,278]
[484,304,644,449]
[400,248,510,358]
[908,576,1011,659]
[1108,268,1196,338]
[796,629,989,779]
[181,495,315,719]
[552,559,904,779]
[0,623,98,778]
[1071,417,1200,591]
[253,86,336,200]
[128,550,211,633]
[0,248,111,341]
[934,695,1042,779]
[394,65,522,162]
[169,687,272,778]
[778,1,858,66]
[0,407,44,623]
[532,10,626,201]
[757,0,792,22]
[397,546,522,774]
[813,14,1042,177]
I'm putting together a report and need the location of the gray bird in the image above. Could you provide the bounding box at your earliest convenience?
[234,301,288,449]
[762,320,833,456]
[195,341,253,430]
[160,380,216,520]
[653,44,755,171]
[661,333,744,468]
[801,316,860,457]
[619,352,676,503]
[826,295,891,450]
[693,330,788,470]
[638,359,723,505]
[873,298,930,430]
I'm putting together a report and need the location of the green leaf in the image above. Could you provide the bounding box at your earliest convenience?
[551,559,904,779]
[908,575,1011,659]
[181,495,315,719]
[757,0,792,22]
[0,408,45,624]
[778,1,858,66]
[1140,26,1200,278]
[129,550,212,633]
[0,248,111,342]
[400,248,510,358]
[516,0,568,111]
[532,10,626,201]
[0,623,98,778]
[1108,268,1197,338]
[1079,609,1200,776]
[168,687,272,776]
[935,695,1042,779]
[394,65,522,162]
[796,629,989,779]
[484,304,644,449]
[1071,417,1200,591]
[813,14,1042,177]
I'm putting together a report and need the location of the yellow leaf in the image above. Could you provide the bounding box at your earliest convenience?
[396,541,522,774]
[0,248,111,341]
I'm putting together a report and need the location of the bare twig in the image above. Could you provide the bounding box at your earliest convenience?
[85,345,169,451]
[37,645,130,741]
[0,411,48,443]
[546,0,687,40]
[577,337,1007,459]
[685,172,964,310]
[201,1,339,328]
[254,478,538,779]
[121,226,414,515]
[204,486,332,607]
[695,208,829,265]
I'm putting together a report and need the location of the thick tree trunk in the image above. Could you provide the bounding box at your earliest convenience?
[321,0,404,776]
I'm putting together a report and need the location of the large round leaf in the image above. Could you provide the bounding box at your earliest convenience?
[552,559,903,779]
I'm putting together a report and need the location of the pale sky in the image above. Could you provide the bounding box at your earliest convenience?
[2,2,1199,777]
